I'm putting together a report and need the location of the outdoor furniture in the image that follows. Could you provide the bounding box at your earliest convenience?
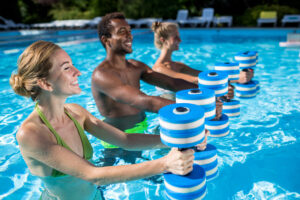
[32,19,90,29]
[0,17,9,30]
[213,16,233,27]
[0,16,28,29]
[257,11,277,27]
[279,33,300,47]
[281,15,300,27]
[89,17,102,28]
[134,18,162,28]
[184,8,214,28]
[201,8,215,27]
[165,9,189,26]
[126,19,138,28]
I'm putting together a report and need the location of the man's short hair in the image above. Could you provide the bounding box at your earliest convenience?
[98,12,126,48]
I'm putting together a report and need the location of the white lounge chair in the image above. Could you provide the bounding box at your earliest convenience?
[134,18,162,28]
[213,16,233,27]
[182,8,214,28]
[32,19,90,29]
[0,17,9,30]
[165,9,189,26]
[89,17,102,28]
[0,16,28,29]
[281,15,300,27]
[126,19,138,28]
[279,33,300,47]
[257,11,277,27]
[202,8,214,27]
[31,22,55,29]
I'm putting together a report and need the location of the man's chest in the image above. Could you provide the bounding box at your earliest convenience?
[118,68,143,87]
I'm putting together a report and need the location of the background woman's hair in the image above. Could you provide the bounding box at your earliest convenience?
[151,22,178,49]
[9,40,61,101]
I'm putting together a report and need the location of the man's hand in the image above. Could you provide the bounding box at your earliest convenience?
[195,129,210,151]
[213,99,223,120]
[224,83,234,100]
[237,68,254,84]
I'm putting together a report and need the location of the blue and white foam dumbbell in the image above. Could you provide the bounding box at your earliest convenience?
[198,70,228,97]
[194,144,218,181]
[205,114,229,137]
[250,50,259,64]
[214,62,240,81]
[253,80,260,93]
[222,99,240,117]
[159,103,206,148]
[159,104,207,199]
[164,164,207,200]
[234,51,257,69]
[235,80,259,98]
[176,89,216,120]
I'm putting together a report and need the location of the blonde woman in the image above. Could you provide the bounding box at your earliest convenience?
[151,22,252,99]
[10,41,194,200]
[152,22,201,84]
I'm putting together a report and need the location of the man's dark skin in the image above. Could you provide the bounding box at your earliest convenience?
[92,18,198,131]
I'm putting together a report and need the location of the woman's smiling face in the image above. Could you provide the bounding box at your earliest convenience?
[47,49,82,97]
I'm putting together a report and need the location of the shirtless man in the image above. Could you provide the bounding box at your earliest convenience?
[92,12,198,133]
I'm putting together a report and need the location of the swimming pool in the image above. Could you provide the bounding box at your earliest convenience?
[0,28,300,200]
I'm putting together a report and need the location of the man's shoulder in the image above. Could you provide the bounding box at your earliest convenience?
[128,59,149,69]
[92,60,115,81]
[93,60,111,73]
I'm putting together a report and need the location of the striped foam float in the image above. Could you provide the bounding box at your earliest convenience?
[164,164,207,200]
[176,88,216,120]
[235,80,259,98]
[198,70,228,97]
[194,144,219,181]
[205,114,230,137]
[222,99,240,117]
[159,103,205,148]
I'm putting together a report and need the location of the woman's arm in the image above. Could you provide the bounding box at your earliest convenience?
[69,104,165,151]
[155,64,199,84]
[175,62,202,77]
[17,124,194,185]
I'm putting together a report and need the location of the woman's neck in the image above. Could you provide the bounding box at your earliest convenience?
[37,94,67,123]
[158,48,173,63]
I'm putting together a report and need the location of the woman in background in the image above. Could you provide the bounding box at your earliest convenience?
[151,22,253,85]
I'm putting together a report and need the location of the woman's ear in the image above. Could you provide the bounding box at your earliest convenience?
[37,78,53,92]
[159,37,165,43]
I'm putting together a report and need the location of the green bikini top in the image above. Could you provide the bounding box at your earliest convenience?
[35,103,93,177]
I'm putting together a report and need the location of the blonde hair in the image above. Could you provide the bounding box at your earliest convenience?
[151,22,179,49]
[9,40,61,101]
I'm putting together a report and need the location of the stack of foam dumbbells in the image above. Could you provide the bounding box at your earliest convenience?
[159,101,221,200]
[234,51,260,98]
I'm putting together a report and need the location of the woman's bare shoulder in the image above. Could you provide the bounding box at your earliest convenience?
[64,103,89,122]
[17,112,51,149]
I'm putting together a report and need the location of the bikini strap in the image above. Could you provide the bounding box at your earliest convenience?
[64,111,93,160]
[35,102,72,151]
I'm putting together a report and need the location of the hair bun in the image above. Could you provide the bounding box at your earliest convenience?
[10,74,30,97]
[13,74,23,86]
[151,21,162,32]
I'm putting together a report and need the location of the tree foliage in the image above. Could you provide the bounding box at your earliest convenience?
[1,0,299,25]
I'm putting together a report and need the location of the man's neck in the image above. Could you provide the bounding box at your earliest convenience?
[106,50,127,69]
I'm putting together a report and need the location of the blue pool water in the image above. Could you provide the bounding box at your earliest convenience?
[1,28,300,200]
